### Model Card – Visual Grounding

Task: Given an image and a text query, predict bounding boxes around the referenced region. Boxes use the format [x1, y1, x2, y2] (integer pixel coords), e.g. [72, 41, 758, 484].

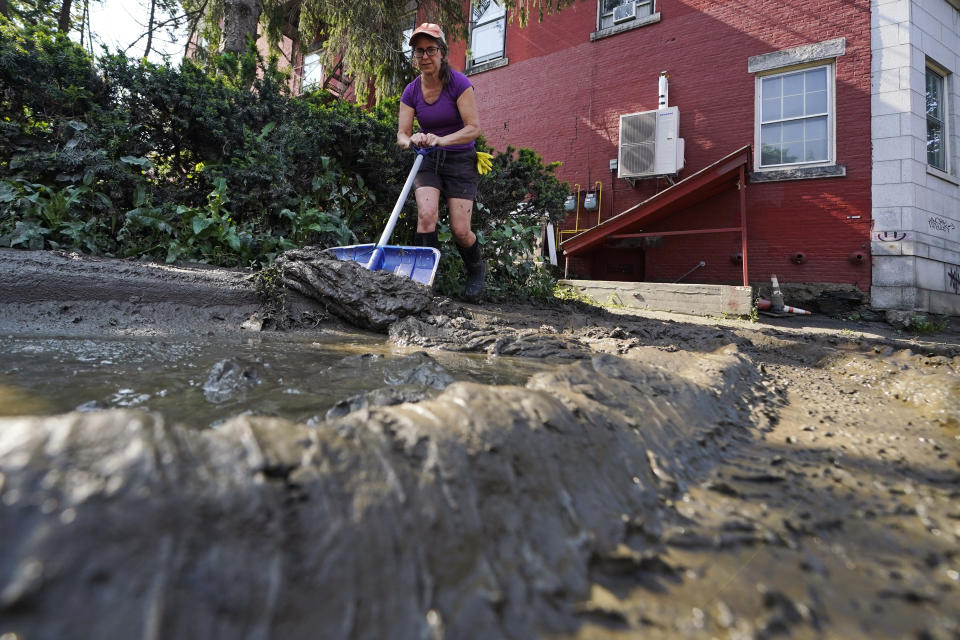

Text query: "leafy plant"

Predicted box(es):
[910, 315, 947, 335]
[1, 21, 569, 301]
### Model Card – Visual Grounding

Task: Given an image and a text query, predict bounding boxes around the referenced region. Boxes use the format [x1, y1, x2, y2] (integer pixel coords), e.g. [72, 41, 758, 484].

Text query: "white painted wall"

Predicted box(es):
[871, 0, 960, 314]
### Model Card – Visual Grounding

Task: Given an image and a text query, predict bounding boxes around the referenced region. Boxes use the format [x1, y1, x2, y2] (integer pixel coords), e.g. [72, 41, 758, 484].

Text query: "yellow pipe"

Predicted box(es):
[557, 184, 581, 251]
[573, 183, 581, 232]
[594, 181, 602, 226]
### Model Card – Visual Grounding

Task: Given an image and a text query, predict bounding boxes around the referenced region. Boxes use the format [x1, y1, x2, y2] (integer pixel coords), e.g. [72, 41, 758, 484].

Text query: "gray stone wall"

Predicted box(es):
[871, 0, 960, 314]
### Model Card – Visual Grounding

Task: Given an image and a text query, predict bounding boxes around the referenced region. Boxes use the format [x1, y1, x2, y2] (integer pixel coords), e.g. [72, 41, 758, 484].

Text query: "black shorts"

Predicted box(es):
[413, 149, 480, 201]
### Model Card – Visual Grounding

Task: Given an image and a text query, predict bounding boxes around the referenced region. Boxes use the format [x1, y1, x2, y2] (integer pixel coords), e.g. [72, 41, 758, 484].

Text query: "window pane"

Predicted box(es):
[805, 89, 827, 115]
[762, 98, 780, 122]
[762, 76, 781, 99]
[805, 138, 828, 162]
[761, 123, 781, 164]
[782, 121, 804, 144]
[926, 68, 943, 120]
[761, 122, 781, 146]
[471, 19, 504, 62]
[401, 14, 416, 56]
[475, 0, 506, 22]
[782, 72, 803, 96]
[302, 51, 323, 90]
[761, 146, 781, 165]
[602, 0, 630, 12]
[806, 67, 827, 92]
[806, 116, 827, 142]
[783, 142, 803, 164]
[927, 121, 945, 170]
[783, 94, 803, 118]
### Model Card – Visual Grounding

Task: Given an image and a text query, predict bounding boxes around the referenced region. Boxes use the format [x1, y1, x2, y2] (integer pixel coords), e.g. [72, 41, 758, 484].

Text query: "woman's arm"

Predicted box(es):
[434, 86, 481, 147]
[397, 102, 415, 149]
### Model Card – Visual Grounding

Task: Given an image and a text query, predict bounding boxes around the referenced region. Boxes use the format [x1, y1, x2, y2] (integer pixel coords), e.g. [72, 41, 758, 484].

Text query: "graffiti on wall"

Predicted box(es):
[949, 268, 960, 295]
[874, 231, 907, 242]
[929, 216, 957, 234]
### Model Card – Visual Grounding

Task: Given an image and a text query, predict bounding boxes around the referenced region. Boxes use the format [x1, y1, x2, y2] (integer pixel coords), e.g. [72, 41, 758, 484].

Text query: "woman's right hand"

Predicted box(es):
[410, 132, 441, 148]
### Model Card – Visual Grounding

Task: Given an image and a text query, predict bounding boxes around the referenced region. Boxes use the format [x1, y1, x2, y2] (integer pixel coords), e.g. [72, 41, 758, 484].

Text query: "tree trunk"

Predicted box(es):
[58, 0, 73, 32]
[0, 0, 8, 19]
[144, 0, 156, 58]
[221, 0, 262, 54]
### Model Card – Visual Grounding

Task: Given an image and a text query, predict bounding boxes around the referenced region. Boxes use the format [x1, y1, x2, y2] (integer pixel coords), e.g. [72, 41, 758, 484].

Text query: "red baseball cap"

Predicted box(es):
[409, 23, 446, 46]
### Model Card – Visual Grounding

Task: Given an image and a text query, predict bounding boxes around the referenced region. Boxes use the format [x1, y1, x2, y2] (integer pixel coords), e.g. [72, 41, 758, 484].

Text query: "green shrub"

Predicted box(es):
[0, 21, 569, 301]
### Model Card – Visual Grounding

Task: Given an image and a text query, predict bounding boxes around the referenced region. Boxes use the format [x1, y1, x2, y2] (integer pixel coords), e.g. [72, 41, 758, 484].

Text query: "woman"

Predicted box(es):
[397, 23, 485, 298]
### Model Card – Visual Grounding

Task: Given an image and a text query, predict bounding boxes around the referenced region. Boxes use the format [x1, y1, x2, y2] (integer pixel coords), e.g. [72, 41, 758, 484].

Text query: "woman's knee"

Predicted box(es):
[418, 208, 439, 226]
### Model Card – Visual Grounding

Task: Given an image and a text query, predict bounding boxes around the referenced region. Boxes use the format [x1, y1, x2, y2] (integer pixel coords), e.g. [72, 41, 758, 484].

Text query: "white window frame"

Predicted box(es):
[469, 0, 506, 67]
[925, 61, 950, 174]
[401, 12, 417, 59]
[754, 62, 836, 171]
[301, 48, 324, 92]
[597, 0, 654, 31]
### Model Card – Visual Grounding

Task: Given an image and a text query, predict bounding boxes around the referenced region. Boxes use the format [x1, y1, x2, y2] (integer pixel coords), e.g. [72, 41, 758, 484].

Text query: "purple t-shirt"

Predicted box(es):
[401, 70, 475, 151]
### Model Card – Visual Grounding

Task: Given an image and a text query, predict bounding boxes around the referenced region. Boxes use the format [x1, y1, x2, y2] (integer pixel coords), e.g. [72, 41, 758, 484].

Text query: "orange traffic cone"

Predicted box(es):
[756, 298, 811, 315]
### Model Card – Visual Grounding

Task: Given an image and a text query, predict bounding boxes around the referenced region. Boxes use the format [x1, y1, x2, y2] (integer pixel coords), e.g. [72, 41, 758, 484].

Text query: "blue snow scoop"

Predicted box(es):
[327, 146, 440, 286]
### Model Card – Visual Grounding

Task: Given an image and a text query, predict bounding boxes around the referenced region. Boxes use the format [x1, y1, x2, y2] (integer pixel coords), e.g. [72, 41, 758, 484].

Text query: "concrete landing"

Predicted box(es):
[559, 280, 754, 317]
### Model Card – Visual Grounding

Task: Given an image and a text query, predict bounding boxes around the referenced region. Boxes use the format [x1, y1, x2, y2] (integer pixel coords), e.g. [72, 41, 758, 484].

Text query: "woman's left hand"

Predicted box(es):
[411, 132, 442, 147]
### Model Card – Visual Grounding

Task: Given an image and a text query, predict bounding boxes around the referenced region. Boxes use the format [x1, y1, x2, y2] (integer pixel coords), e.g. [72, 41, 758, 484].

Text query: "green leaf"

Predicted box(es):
[258, 122, 276, 140]
[0, 183, 17, 204]
[192, 216, 214, 235]
[120, 156, 152, 167]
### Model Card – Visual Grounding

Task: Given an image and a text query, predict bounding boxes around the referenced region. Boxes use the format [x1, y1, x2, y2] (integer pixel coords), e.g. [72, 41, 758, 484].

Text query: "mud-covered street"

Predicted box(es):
[0, 248, 958, 639]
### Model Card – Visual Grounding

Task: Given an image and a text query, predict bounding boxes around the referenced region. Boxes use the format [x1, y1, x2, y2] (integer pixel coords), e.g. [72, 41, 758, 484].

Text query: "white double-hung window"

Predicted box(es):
[301, 48, 324, 92]
[469, 0, 506, 66]
[598, 0, 653, 31]
[401, 13, 416, 59]
[926, 63, 949, 173]
[757, 64, 833, 168]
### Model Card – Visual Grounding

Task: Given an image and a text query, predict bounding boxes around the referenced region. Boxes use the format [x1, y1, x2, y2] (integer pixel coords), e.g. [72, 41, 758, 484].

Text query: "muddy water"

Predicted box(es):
[0, 332, 552, 429]
[1, 247, 960, 639]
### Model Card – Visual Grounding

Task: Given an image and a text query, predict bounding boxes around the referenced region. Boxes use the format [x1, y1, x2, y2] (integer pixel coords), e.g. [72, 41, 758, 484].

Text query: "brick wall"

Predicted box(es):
[457, 0, 873, 289]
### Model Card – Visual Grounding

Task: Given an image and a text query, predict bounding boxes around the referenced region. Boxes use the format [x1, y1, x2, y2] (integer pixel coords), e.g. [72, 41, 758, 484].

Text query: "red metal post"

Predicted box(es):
[739, 164, 749, 287]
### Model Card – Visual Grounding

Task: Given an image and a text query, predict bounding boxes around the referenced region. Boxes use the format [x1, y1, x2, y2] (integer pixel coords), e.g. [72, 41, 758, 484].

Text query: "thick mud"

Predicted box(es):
[0, 249, 958, 639]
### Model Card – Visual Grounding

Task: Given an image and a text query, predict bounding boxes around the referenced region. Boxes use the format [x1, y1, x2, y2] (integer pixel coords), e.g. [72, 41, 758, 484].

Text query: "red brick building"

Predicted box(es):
[280, 1, 960, 313]
[444, 0, 873, 290]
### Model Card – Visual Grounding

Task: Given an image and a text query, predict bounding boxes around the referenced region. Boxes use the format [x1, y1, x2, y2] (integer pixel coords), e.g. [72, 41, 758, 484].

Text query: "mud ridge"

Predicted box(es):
[1, 249, 959, 639]
[1, 347, 762, 638]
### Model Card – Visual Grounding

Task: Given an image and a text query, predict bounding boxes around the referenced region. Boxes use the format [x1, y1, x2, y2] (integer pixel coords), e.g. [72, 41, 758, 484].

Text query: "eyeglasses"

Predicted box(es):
[412, 46, 440, 58]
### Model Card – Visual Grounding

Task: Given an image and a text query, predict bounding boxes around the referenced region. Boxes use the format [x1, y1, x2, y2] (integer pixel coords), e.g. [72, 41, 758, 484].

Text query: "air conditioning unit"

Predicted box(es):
[617, 106, 685, 179]
[612, 2, 636, 23]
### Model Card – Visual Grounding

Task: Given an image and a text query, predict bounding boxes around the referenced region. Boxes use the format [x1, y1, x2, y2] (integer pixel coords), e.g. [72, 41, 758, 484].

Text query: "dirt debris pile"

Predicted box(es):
[274, 247, 433, 331]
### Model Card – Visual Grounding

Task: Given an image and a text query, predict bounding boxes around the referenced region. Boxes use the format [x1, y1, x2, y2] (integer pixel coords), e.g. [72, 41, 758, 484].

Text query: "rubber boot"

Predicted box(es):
[413, 230, 440, 249]
[457, 240, 485, 300]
